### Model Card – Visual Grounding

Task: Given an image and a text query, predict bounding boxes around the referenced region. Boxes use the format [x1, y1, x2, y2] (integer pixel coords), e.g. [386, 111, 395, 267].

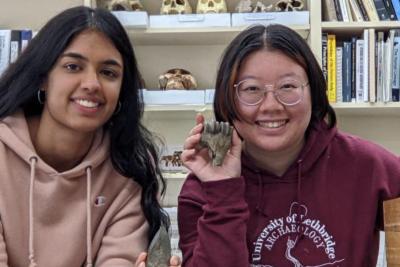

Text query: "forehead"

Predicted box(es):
[238, 49, 307, 81]
[62, 30, 122, 62]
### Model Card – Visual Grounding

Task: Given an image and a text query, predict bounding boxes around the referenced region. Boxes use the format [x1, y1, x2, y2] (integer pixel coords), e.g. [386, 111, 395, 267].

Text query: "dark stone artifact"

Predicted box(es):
[199, 120, 233, 166]
[146, 224, 171, 267]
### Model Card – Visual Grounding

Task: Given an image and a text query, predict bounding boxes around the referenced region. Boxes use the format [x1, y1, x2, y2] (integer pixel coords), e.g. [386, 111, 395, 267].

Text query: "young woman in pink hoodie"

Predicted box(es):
[179, 24, 400, 266]
[0, 6, 179, 267]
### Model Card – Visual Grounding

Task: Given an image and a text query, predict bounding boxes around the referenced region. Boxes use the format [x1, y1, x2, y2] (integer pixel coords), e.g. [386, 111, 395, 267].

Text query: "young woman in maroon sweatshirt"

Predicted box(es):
[179, 24, 400, 266]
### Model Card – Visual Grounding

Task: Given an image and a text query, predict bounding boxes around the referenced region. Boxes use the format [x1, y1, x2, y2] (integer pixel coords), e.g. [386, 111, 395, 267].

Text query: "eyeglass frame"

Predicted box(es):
[233, 78, 309, 106]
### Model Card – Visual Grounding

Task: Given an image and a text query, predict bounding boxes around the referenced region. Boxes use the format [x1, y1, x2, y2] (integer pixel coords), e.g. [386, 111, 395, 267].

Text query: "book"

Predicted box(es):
[349, 0, 365, 21]
[383, 0, 398, 19]
[343, 0, 354, 21]
[322, 33, 328, 81]
[363, 29, 369, 102]
[384, 30, 395, 102]
[20, 29, 32, 52]
[355, 38, 365, 102]
[390, 0, 400, 19]
[338, 0, 351, 21]
[322, 0, 338, 21]
[336, 45, 343, 102]
[364, 0, 381, 21]
[351, 37, 358, 102]
[10, 30, 21, 63]
[392, 30, 400, 101]
[327, 34, 337, 103]
[374, 0, 391, 20]
[356, 0, 371, 20]
[376, 31, 385, 102]
[342, 41, 353, 102]
[333, 0, 344, 20]
[368, 29, 376, 103]
[0, 29, 11, 77]
[159, 145, 187, 173]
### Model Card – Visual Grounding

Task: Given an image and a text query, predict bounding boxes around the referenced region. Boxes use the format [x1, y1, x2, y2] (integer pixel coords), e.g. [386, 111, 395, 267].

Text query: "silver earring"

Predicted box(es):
[114, 101, 121, 115]
[37, 89, 45, 104]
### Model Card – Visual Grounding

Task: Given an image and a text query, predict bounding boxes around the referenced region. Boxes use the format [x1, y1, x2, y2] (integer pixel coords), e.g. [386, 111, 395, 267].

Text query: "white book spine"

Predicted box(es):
[0, 30, 11, 76]
[339, 0, 350, 21]
[336, 46, 343, 102]
[363, 29, 369, 102]
[349, 0, 364, 21]
[355, 39, 364, 103]
[392, 36, 400, 97]
[377, 32, 384, 102]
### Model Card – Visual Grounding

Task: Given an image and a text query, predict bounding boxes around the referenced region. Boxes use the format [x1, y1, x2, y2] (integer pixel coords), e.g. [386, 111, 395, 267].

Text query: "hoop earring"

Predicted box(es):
[114, 101, 121, 115]
[37, 89, 45, 104]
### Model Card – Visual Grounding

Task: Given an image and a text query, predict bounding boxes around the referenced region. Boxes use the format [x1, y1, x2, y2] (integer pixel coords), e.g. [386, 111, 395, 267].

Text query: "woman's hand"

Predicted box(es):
[135, 252, 181, 267]
[180, 114, 242, 182]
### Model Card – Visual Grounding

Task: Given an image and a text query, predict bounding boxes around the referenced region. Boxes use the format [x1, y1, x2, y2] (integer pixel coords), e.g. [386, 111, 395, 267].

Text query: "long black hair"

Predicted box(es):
[0, 6, 168, 240]
[214, 24, 336, 130]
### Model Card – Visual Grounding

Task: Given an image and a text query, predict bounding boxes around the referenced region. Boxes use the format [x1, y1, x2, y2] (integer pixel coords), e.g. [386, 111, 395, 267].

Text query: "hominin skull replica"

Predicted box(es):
[158, 68, 197, 90]
[275, 0, 305, 11]
[160, 0, 193, 14]
[196, 0, 227, 14]
[99, 0, 144, 11]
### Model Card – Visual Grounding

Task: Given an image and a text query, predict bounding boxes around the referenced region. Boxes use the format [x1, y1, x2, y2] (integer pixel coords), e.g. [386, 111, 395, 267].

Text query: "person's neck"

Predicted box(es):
[244, 138, 305, 177]
[27, 116, 95, 172]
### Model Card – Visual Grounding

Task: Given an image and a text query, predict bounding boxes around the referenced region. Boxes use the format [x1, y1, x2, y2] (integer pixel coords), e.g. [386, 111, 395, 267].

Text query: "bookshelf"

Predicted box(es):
[2, 0, 400, 206]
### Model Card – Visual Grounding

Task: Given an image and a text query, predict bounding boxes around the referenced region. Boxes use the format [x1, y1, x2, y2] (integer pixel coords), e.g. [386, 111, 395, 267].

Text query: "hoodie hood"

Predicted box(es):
[0, 110, 109, 178]
[242, 121, 337, 184]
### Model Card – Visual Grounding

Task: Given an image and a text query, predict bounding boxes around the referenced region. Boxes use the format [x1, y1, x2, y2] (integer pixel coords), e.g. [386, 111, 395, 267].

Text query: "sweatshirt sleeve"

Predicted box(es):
[95, 185, 149, 266]
[178, 174, 250, 267]
[0, 218, 8, 266]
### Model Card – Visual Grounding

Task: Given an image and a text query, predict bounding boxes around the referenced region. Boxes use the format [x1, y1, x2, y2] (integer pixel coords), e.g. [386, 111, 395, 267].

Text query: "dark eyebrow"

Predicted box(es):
[60, 52, 122, 68]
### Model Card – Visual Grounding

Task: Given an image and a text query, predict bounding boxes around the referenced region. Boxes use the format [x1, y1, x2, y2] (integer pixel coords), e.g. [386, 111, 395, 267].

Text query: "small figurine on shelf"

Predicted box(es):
[275, 0, 305, 12]
[160, 0, 193, 15]
[98, 0, 145, 11]
[158, 68, 198, 90]
[196, 0, 227, 14]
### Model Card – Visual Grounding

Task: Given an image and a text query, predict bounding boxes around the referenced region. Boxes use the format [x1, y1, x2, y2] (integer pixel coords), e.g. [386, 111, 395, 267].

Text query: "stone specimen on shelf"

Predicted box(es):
[196, 0, 227, 14]
[199, 120, 233, 166]
[158, 68, 198, 90]
[235, 0, 253, 13]
[160, 0, 193, 14]
[275, 0, 305, 11]
[146, 225, 171, 267]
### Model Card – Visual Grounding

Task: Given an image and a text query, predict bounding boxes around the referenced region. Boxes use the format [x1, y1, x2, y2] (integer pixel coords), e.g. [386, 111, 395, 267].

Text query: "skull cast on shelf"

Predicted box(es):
[252, 1, 273, 12]
[160, 0, 193, 15]
[235, 0, 252, 13]
[99, 0, 144, 11]
[158, 68, 198, 90]
[275, 0, 305, 11]
[196, 0, 227, 14]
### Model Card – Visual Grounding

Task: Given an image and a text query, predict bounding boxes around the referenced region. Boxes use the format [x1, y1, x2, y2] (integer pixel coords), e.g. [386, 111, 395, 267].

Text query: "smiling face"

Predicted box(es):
[233, 49, 311, 157]
[40, 30, 123, 135]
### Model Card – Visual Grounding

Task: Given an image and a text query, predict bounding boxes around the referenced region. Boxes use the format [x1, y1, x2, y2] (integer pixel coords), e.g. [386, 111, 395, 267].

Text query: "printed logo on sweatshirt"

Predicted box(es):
[94, 196, 106, 207]
[251, 202, 345, 266]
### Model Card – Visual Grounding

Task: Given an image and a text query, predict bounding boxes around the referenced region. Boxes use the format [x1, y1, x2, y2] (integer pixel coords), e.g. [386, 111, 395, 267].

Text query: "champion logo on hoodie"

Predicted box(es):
[94, 196, 106, 207]
[251, 202, 345, 266]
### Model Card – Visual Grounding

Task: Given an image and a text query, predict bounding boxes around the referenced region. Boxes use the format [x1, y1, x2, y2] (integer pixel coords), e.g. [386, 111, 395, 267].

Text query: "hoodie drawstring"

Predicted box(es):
[86, 167, 93, 267]
[28, 157, 38, 267]
[296, 159, 304, 241]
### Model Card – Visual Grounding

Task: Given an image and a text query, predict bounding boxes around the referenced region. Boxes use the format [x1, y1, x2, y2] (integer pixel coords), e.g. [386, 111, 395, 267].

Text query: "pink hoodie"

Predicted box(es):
[0, 111, 149, 267]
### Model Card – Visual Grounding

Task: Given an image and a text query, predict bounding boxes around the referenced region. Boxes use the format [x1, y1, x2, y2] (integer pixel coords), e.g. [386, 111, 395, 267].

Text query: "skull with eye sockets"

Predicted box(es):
[160, 0, 193, 14]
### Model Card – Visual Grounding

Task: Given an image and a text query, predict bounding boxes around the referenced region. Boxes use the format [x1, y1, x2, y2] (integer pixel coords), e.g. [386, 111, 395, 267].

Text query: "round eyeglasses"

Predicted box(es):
[234, 78, 308, 106]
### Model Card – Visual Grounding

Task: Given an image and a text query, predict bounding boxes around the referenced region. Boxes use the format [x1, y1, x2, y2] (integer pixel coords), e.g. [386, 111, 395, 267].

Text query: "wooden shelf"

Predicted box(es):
[163, 172, 187, 180]
[144, 104, 212, 112]
[322, 21, 400, 33]
[127, 25, 310, 46]
[333, 102, 400, 116]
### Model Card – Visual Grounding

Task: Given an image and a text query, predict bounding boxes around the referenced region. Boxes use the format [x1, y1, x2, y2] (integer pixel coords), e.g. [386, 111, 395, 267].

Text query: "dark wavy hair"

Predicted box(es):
[0, 6, 168, 240]
[214, 24, 336, 130]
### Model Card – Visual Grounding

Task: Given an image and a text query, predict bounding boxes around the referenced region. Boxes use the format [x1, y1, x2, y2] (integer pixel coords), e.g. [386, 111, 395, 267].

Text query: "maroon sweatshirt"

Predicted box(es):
[178, 122, 400, 267]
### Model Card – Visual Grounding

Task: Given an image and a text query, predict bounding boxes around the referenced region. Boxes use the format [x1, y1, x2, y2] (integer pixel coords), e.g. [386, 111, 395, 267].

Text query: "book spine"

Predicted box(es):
[322, 33, 328, 81]
[363, 29, 369, 102]
[351, 37, 357, 102]
[333, 0, 344, 20]
[390, 0, 400, 19]
[342, 42, 352, 102]
[336, 46, 343, 102]
[376, 32, 384, 102]
[355, 39, 365, 102]
[368, 29, 376, 103]
[365, 0, 381, 21]
[10, 30, 21, 63]
[327, 34, 337, 103]
[339, 0, 351, 21]
[322, 0, 338, 21]
[356, 0, 371, 20]
[20, 29, 32, 52]
[383, 0, 397, 19]
[374, 0, 391, 20]
[349, 0, 365, 21]
[392, 33, 400, 101]
[0, 30, 11, 77]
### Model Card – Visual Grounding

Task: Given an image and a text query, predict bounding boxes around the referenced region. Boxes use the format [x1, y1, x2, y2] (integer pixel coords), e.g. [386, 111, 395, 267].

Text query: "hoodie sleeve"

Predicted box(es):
[0, 218, 8, 266]
[95, 185, 148, 266]
[178, 174, 250, 267]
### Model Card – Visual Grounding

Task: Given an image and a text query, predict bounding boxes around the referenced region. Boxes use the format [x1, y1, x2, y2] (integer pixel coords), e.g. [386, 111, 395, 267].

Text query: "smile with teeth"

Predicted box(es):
[74, 99, 100, 108]
[258, 120, 287, 129]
